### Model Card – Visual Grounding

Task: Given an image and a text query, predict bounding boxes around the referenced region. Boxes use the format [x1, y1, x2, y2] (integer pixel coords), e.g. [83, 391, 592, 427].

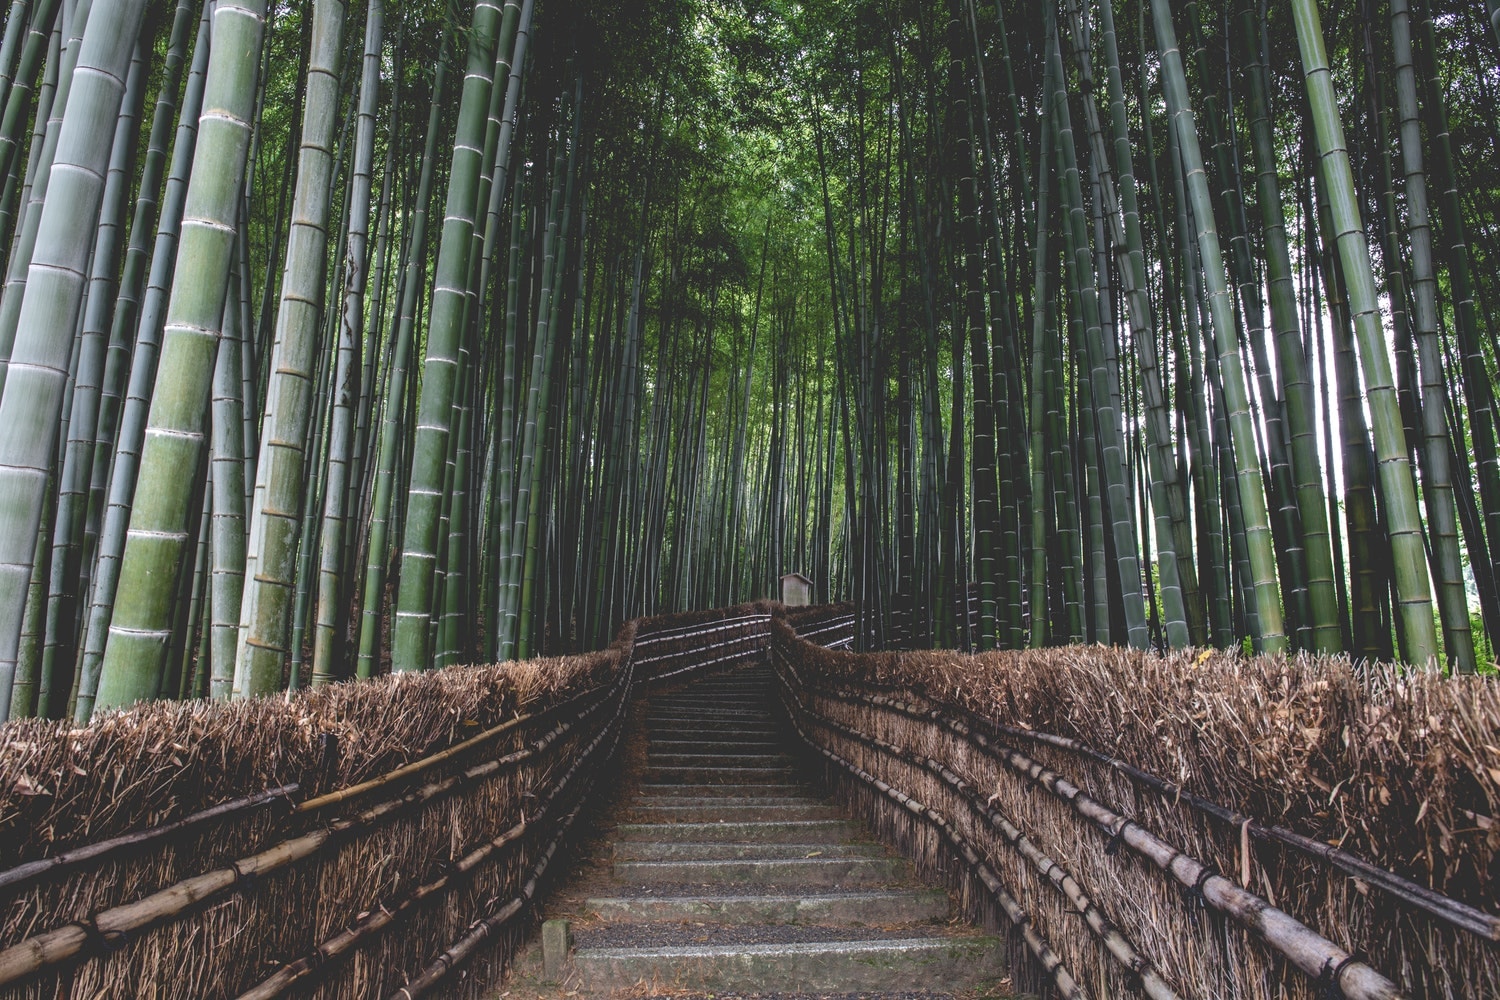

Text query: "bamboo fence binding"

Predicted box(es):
[773, 609, 1491, 999]
[775, 664, 1180, 1000]
[0, 603, 771, 999]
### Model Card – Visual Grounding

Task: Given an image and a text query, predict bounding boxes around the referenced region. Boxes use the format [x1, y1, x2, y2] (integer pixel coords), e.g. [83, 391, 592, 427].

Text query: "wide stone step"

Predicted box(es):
[628, 803, 841, 823]
[635, 796, 823, 810]
[647, 753, 792, 769]
[615, 820, 861, 843]
[585, 889, 949, 926]
[653, 694, 769, 705]
[636, 782, 813, 798]
[644, 766, 795, 784]
[647, 714, 777, 727]
[571, 933, 1005, 993]
[646, 728, 783, 743]
[658, 684, 770, 696]
[613, 842, 882, 862]
[648, 713, 779, 726]
[648, 740, 784, 755]
[613, 856, 906, 886]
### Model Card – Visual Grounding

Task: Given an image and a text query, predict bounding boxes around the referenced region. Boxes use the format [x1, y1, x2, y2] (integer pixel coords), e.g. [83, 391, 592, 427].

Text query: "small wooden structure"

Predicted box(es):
[780, 572, 814, 607]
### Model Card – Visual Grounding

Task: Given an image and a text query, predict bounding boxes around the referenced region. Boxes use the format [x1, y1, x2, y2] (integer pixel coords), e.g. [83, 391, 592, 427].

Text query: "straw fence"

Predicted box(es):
[0, 604, 771, 1000]
[774, 607, 1499, 1000]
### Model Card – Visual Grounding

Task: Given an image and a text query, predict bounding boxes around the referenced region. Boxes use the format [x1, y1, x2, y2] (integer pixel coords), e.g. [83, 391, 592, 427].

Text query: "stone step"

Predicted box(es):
[635, 796, 824, 810]
[615, 820, 861, 843]
[647, 713, 776, 726]
[651, 707, 780, 722]
[585, 889, 949, 926]
[571, 933, 1005, 993]
[643, 766, 796, 784]
[613, 842, 882, 862]
[613, 856, 906, 886]
[653, 693, 769, 704]
[627, 803, 841, 823]
[644, 725, 783, 740]
[647, 753, 792, 769]
[636, 782, 813, 798]
[648, 740, 784, 755]
[648, 722, 786, 740]
[659, 682, 770, 694]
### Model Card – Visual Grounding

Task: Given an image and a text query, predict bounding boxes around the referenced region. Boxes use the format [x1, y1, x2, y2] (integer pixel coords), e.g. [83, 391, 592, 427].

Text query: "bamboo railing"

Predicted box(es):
[0, 604, 773, 1000]
[773, 608, 1497, 1000]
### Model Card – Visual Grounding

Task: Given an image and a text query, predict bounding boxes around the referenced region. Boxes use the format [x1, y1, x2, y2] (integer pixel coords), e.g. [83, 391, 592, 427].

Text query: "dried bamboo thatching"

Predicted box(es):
[774, 610, 1499, 1000]
[0, 604, 770, 1000]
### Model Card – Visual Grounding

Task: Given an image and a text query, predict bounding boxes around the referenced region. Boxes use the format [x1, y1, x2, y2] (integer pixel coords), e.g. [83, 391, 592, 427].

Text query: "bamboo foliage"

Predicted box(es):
[0, 0, 1492, 720]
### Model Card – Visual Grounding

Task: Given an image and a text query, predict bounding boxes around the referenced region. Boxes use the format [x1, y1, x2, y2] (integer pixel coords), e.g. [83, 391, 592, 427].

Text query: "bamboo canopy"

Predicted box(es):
[0, 0, 1489, 719]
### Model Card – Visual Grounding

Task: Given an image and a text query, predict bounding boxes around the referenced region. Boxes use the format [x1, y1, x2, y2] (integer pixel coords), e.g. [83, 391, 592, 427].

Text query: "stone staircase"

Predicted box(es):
[513, 664, 1010, 998]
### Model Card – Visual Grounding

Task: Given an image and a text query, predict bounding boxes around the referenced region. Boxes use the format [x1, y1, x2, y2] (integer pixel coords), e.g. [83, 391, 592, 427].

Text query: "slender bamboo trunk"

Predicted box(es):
[1290, 0, 1437, 666]
[94, 0, 267, 714]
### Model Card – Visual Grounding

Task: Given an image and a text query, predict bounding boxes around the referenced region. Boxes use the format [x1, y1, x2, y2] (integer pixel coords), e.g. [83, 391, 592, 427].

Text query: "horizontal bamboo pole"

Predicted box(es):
[777, 689, 1089, 1000]
[0, 784, 298, 894]
[770, 641, 1407, 1000]
[783, 680, 1180, 1000]
[0, 712, 582, 988]
[648, 643, 769, 682]
[387, 656, 638, 999]
[979, 715, 1500, 940]
[634, 631, 768, 669]
[238, 659, 637, 999]
[844, 675, 1500, 938]
[296, 674, 612, 814]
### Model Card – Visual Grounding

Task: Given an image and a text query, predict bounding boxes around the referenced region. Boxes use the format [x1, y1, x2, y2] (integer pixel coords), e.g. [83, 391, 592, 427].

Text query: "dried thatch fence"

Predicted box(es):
[775, 604, 1500, 1000]
[0, 603, 772, 1000]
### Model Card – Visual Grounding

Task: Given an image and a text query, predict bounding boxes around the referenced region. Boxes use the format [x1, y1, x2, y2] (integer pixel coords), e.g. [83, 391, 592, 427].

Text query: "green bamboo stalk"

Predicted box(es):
[1388, 0, 1475, 672]
[235, 0, 345, 697]
[1289, 0, 1437, 666]
[93, 0, 268, 714]
[355, 16, 453, 680]
[0, 0, 32, 121]
[208, 235, 245, 700]
[0, 0, 91, 396]
[310, 0, 381, 688]
[1150, 0, 1285, 652]
[1046, 14, 1148, 649]
[73, 0, 210, 720]
[37, 36, 146, 717]
[1027, 59, 1054, 648]
[1065, 0, 1194, 648]
[517, 90, 580, 659]
[392, 0, 511, 671]
[0, 0, 147, 718]
[8, 478, 49, 717]
[0, 0, 57, 210]
[1239, 1, 1340, 653]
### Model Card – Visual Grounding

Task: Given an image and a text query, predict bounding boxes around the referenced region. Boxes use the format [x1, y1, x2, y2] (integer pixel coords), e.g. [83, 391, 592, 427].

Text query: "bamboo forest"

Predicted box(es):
[0, 0, 1496, 726]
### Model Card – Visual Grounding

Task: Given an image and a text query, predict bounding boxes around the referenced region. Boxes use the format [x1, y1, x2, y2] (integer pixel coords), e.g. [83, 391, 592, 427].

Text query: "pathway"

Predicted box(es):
[503, 664, 1010, 998]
